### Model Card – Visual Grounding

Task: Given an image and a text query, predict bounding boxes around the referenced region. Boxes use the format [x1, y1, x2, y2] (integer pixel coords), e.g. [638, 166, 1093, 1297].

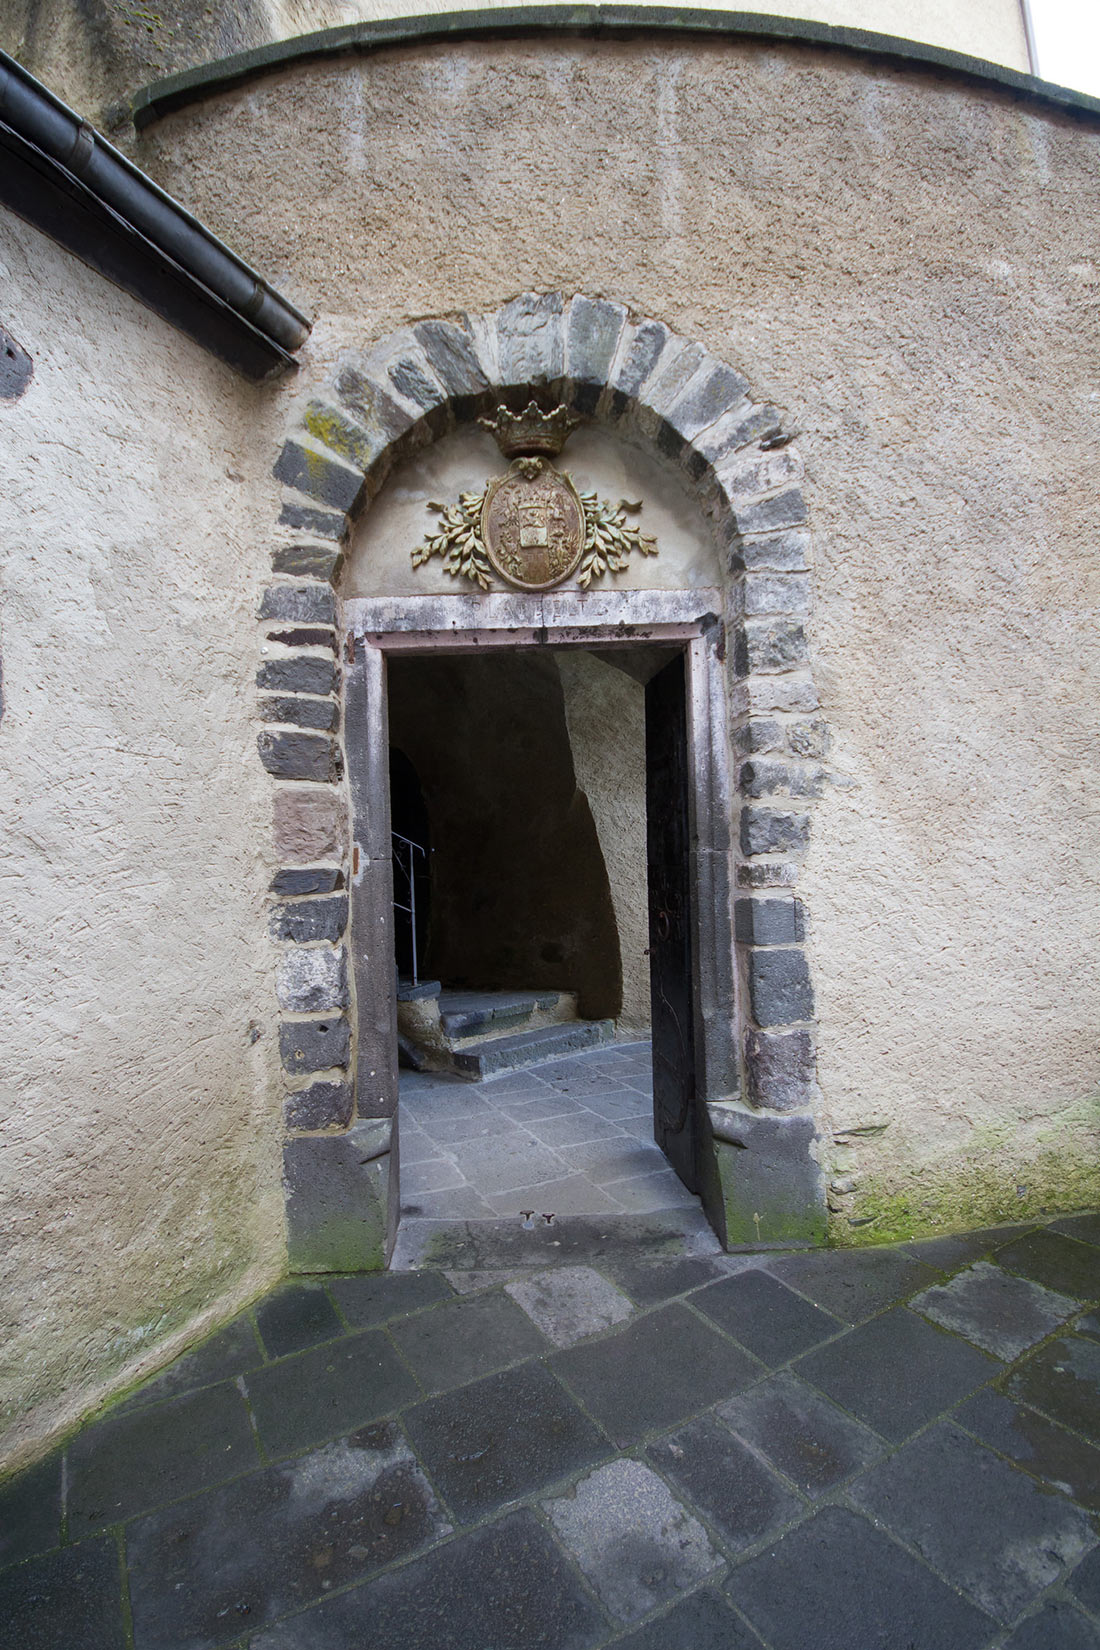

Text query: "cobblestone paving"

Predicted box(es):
[397, 1041, 700, 1221]
[4, 1210, 1100, 1647]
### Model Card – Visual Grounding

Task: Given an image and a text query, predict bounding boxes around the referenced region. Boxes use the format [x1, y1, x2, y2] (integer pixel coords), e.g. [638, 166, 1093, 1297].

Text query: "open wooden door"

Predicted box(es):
[645, 651, 697, 1191]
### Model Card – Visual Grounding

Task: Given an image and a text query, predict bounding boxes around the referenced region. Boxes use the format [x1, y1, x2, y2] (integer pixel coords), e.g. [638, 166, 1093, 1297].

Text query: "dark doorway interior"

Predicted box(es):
[389, 747, 431, 982]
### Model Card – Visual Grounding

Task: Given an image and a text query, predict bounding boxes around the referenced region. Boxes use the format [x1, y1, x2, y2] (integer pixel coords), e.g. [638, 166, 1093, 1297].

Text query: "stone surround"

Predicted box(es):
[260, 293, 828, 1265]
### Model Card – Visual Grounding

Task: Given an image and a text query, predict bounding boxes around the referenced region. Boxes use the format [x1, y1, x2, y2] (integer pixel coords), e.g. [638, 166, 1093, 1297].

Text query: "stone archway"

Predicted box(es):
[258, 294, 827, 1269]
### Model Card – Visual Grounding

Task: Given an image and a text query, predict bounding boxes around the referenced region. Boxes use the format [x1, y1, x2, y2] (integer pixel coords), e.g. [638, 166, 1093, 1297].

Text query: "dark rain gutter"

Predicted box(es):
[0, 49, 311, 381]
[130, 4, 1100, 131]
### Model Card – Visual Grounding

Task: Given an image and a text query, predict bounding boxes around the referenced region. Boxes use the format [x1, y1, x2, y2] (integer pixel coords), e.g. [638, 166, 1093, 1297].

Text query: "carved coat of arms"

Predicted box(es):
[412, 403, 658, 592]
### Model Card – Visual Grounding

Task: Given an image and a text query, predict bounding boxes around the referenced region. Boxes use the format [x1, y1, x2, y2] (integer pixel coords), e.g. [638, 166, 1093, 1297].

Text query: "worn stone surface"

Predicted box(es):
[270, 543, 342, 578]
[647, 1414, 804, 1552]
[284, 1080, 353, 1132]
[912, 1261, 1078, 1360]
[0, 1538, 125, 1650]
[243, 1329, 416, 1458]
[279, 1015, 349, 1073]
[283, 1121, 392, 1273]
[745, 1027, 816, 1110]
[955, 1387, 1100, 1511]
[740, 807, 811, 857]
[694, 1267, 840, 1365]
[505, 1264, 635, 1348]
[257, 729, 341, 783]
[717, 1369, 885, 1496]
[276, 946, 348, 1014]
[388, 1291, 548, 1392]
[273, 788, 344, 862]
[735, 897, 806, 945]
[746, 947, 814, 1025]
[1007, 1334, 1100, 1442]
[269, 894, 348, 945]
[258, 583, 337, 626]
[270, 865, 344, 897]
[543, 1458, 722, 1622]
[257, 656, 337, 696]
[849, 1420, 1096, 1620]
[711, 1106, 827, 1247]
[259, 693, 338, 731]
[254, 1284, 343, 1358]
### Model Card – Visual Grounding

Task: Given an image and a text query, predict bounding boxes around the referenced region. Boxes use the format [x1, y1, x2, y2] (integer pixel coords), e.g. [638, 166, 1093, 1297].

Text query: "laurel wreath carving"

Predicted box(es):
[412, 487, 657, 590]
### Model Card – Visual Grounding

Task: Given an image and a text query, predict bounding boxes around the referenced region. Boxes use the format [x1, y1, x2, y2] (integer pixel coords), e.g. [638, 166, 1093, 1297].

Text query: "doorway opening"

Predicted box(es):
[383, 641, 704, 1236]
[344, 590, 737, 1257]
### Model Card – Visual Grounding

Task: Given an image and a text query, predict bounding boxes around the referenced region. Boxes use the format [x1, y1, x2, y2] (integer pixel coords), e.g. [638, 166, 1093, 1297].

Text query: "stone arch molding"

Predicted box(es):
[259, 292, 829, 1269]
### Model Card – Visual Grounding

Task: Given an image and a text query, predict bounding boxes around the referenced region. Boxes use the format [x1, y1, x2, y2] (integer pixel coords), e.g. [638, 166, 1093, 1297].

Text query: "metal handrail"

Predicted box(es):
[392, 831, 426, 986]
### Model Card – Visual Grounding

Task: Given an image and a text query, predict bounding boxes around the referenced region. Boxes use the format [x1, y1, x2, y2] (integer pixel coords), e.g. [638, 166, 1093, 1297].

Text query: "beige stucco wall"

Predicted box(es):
[134, 33, 1100, 1239]
[0, 210, 291, 1469]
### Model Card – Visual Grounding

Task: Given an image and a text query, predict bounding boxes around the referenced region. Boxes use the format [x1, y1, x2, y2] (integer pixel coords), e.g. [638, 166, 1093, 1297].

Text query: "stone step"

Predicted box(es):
[438, 989, 565, 1040]
[451, 1017, 614, 1080]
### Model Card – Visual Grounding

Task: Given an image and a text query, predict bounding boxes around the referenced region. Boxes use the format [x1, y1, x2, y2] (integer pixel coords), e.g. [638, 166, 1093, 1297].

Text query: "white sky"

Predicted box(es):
[1031, 0, 1100, 95]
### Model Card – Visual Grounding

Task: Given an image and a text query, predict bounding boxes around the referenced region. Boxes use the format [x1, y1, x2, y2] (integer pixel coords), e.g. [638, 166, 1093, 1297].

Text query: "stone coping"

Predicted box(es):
[131, 5, 1100, 130]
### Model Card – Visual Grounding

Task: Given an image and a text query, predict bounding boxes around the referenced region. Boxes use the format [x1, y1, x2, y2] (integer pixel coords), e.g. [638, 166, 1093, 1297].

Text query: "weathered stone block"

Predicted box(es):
[738, 861, 799, 888]
[259, 696, 338, 732]
[733, 719, 782, 755]
[644, 338, 706, 414]
[739, 760, 823, 800]
[666, 361, 750, 441]
[271, 544, 342, 580]
[278, 503, 346, 541]
[747, 948, 815, 1026]
[274, 439, 364, 513]
[413, 318, 491, 400]
[740, 807, 810, 855]
[736, 490, 808, 537]
[716, 445, 801, 500]
[735, 619, 809, 676]
[564, 296, 627, 409]
[496, 291, 564, 385]
[728, 528, 811, 574]
[284, 1080, 354, 1133]
[316, 385, 411, 470]
[273, 789, 343, 863]
[265, 625, 337, 652]
[743, 572, 812, 617]
[279, 1015, 350, 1073]
[258, 585, 336, 626]
[787, 720, 830, 759]
[612, 319, 670, 399]
[695, 402, 783, 463]
[745, 674, 821, 715]
[256, 655, 336, 695]
[745, 1029, 817, 1112]
[270, 866, 345, 898]
[257, 730, 341, 783]
[269, 894, 348, 944]
[284, 1119, 391, 1272]
[708, 1104, 826, 1248]
[735, 898, 806, 946]
[277, 945, 349, 1012]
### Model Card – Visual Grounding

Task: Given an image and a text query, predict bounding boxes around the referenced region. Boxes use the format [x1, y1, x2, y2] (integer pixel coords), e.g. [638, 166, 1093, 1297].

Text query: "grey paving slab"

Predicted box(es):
[1068, 1544, 1100, 1615]
[542, 1457, 722, 1622]
[444, 1131, 570, 1195]
[390, 1209, 722, 1271]
[601, 1254, 729, 1306]
[551, 1303, 763, 1446]
[612, 1588, 766, 1650]
[242, 1331, 420, 1459]
[487, 1172, 626, 1216]
[1079, 1311, 1100, 1342]
[393, 1117, 439, 1166]
[1052, 1214, 1100, 1248]
[995, 1230, 1100, 1301]
[387, 1291, 548, 1392]
[693, 1268, 842, 1366]
[603, 1169, 700, 1213]
[911, 1260, 1079, 1360]
[400, 1362, 609, 1522]
[255, 1285, 344, 1359]
[399, 1186, 498, 1219]
[113, 1316, 264, 1413]
[528, 1110, 631, 1147]
[728, 1505, 995, 1650]
[902, 1230, 1018, 1271]
[505, 1264, 635, 1347]
[250, 1508, 606, 1650]
[126, 1421, 450, 1650]
[557, 1137, 667, 1182]
[406, 1110, 522, 1145]
[574, 1090, 657, 1123]
[0, 1535, 125, 1650]
[794, 1307, 998, 1441]
[490, 1092, 587, 1121]
[648, 1412, 805, 1552]
[955, 1387, 1100, 1511]
[67, 1382, 258, 1535]
[400, 1156, 469, 1194]
[767, 1246, 942, 1322]
[1007, 1334, 1100, 1442]
[0, 1449, 61, 1569]
[1000, 1600, 1100, 1650]
[326, 1269, 454, 1327]
[716, 1370, 886, 1496]
[850, 1420, 1096, 1619]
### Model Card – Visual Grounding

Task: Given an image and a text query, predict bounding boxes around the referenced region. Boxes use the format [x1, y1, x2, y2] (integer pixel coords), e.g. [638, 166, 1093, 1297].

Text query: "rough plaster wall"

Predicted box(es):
[557, 653, 651, 1035]
[137, 37, 1100, 1234]
[0, 0, 1029, 133]
[0, 211, 291, 1469]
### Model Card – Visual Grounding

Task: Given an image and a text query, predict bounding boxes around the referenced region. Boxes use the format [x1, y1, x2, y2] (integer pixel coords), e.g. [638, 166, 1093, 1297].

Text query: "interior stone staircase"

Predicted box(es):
[396, 983, 614, 1080]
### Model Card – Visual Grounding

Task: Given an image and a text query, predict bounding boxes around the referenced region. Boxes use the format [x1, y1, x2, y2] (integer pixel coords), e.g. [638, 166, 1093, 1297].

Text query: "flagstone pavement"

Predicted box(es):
[4, 1191, 1100, 1645]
